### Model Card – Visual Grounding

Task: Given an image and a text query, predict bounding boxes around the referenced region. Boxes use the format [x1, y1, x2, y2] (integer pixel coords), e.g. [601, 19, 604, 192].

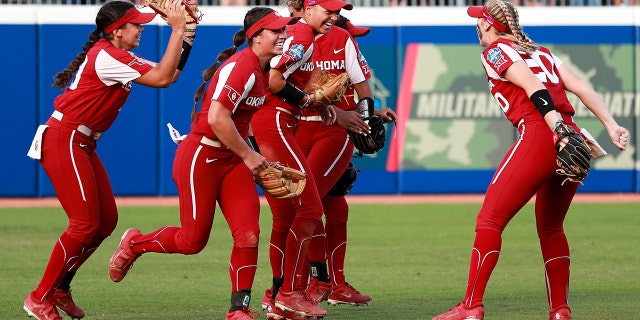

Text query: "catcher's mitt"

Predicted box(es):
[146, 0, 202, 24]
[328, 162, 359, 196]
[553, 122, 591, 184]
[304, 69, 349, 106]
[255, 162, 306, 199]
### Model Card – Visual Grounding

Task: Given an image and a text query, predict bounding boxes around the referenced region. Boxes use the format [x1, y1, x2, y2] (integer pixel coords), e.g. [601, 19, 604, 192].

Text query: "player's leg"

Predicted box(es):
[252, 109, 325, 317]
[53, 152, 118, 319]
[26, 128, 103, 319]
[303, 124, 353, 303]
[434, 122, 558, 319]
[323, 195, 372, 306]
[535, 178, 578, 319]
[109, 137, 222, 282]
[219, 157, 262, 317]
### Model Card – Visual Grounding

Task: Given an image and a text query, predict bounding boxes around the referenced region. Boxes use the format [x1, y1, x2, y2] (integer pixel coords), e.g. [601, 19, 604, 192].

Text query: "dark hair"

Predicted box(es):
[334, 14, 348, 30]
[191, 7, 275, 121]
[52, 1, 134, 89]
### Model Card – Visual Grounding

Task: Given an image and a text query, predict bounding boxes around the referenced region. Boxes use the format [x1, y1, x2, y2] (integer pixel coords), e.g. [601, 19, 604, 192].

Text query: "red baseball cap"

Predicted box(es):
[467, 5, 509, 33]
[344, 20, 370, 37]
[104, 6, 157, 34]
[304, 0, 353, 11]
[335, 15, 370, 37]
[246, 11, 298, 39]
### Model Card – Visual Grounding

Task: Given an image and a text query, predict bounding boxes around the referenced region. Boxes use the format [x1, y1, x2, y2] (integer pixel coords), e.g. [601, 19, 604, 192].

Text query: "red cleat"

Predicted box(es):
[109, 228, 142, 282]
[262, 288, 308, 320]
[275, 290, 326, 317]
[432, 303, 484, 320]
[24, 293, 62, 320]
[225, 308, 260, 319]
[305, 278, 332, 305]
[48, 289, 85, 319]
[549, 306, 571, 320]
[327, 282, 371, 306]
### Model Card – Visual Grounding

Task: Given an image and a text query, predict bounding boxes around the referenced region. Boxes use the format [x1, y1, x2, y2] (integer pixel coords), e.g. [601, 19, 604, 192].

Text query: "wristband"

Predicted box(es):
[356, 97, 375, 119]
[275, 82, 305, 106]
[177, 40, 192, 71]
[530, 89, 556, 117]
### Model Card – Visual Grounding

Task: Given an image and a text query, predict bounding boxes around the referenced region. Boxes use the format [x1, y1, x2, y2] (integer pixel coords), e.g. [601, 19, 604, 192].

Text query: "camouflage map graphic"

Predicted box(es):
[401, 44, 636, 170]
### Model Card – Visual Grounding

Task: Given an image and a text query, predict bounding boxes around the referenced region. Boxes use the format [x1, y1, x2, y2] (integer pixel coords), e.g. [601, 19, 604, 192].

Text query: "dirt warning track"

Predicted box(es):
[1, 193, 639, 208]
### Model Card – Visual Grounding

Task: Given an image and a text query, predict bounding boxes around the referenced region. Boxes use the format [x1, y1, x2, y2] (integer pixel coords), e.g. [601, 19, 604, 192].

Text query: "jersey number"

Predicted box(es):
[492, 51, 559, 114]
[525, 51, 559, 84]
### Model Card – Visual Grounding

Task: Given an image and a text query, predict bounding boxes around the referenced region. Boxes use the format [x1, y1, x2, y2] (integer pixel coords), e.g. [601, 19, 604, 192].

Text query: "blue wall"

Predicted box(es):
[2, 6, 637, 197]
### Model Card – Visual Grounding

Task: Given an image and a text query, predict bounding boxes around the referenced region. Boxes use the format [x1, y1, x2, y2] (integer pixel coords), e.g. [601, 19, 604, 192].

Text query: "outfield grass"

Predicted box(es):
[1, 202, 638, 319]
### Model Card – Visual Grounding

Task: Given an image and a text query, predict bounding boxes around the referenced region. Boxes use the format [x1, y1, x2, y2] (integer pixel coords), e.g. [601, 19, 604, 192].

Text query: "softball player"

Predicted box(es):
[23, 2, 192, 319]
[108, 8, 295, 320]
[249, 0, 352, 318]
[433, 1, 628, 319]
[291, 11, 397, 306]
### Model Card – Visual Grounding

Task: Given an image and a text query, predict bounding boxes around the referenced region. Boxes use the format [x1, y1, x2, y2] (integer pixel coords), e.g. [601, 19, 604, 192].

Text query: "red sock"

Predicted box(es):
[307, 223, 327, 262]
[69, 234, 107, 273]
[33, 232, 85, 300]
[269, 229, 288, 279]
[540, 233, 570, 309]
[131, 226, 180, 255]
[282, 217, 317, 292]
[230, 246, 258, 292]
[463, 229, 502, 307]
[324, 196, 348, 285]
[326, 221, 347, 285]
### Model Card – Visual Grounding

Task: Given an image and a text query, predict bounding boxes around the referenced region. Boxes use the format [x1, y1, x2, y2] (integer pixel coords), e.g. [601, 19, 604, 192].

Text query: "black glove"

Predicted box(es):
[349, 98, 386, 155]
[553, 121, 591, 184]
[328, 162, 359, 196]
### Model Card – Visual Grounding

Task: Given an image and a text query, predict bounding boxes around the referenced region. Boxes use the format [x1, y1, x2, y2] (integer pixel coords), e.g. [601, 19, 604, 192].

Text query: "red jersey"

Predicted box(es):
[312, 26, 370, 112]
[190, 47, 269, 141]
[264, 20, 316, 115]
[53, 39, 155, 132]
[481, 38, 574, 127]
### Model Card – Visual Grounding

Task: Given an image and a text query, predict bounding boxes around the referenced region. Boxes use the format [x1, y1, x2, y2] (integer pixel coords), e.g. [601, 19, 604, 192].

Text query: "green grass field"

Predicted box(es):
[1, 202, 639, 319]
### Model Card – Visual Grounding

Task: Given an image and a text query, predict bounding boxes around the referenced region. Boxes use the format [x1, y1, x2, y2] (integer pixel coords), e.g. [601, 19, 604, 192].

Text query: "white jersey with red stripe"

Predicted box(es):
[53, 39, 155, 132]
[191, 47, 269, 142]
[311, 26, 370, 112]
[481, 38, 575, 127]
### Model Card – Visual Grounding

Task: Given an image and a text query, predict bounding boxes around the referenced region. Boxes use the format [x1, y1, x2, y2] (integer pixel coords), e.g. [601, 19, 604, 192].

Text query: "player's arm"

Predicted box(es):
[135, 0, 186, 88]
[208, 101, 267, 174]
[269, 68, 315, 107]
[557, 63, 628, 150]
[503, 60, 561, 129]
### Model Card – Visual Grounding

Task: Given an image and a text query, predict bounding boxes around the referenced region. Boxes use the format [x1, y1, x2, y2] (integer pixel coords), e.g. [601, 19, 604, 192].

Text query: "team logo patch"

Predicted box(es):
[486, 48, 502, 64]
[225, 85, 241, 106]
[288, 44, 305, 61]
[358, 52, 368, 65]
[493, 55, 507, 70]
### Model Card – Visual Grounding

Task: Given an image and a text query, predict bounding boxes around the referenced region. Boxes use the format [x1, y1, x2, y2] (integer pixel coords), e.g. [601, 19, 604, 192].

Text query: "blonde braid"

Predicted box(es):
[285, 0, 303, 12]
[486, 0, 538, 55]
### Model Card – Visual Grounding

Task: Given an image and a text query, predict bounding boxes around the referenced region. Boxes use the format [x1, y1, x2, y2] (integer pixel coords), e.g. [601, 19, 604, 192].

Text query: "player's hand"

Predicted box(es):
[608, 125, 629, 151]
[166, 0, 186, 31]
[374, 108, 397, 124]
[242, 150, 269, 175]
[310, 104, 337, 126]
[334, 108, 370, 135]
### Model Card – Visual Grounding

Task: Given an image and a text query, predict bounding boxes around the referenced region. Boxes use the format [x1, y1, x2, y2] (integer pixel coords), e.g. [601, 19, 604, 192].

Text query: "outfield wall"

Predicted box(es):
[1, 6, 637, 197]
